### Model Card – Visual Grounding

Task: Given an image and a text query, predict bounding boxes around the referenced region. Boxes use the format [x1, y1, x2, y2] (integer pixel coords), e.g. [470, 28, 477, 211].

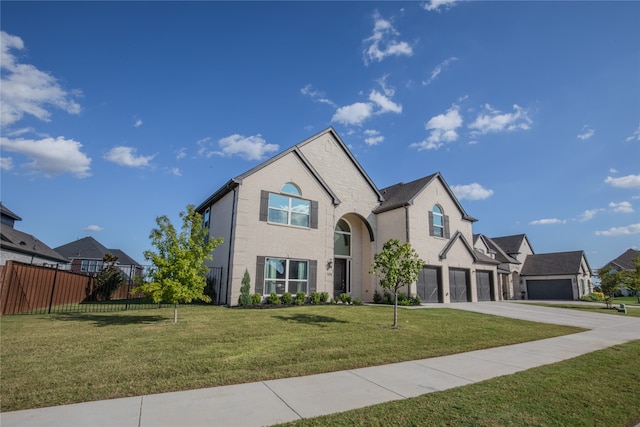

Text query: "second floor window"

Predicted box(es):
[268, 193, 310, 227]
[432, 205, 444, 237]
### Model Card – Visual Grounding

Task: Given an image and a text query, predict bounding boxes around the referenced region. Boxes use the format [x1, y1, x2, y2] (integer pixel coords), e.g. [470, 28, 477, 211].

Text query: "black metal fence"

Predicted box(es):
[0, 261, 223, 315]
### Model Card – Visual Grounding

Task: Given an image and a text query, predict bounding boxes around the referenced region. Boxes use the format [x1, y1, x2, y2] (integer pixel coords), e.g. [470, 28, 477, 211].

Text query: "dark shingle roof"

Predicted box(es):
[521, 251, 588, 276]
[0, 226, 69, 263]
[0, 203, 22, 222]
[605, 248, 639, 271]
[54, 237, 140, 266]
[374, 172, 477, 222]
[490, 234, 531, 255]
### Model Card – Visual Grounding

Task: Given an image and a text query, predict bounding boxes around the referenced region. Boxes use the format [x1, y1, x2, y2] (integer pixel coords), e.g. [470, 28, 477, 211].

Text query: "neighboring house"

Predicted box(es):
[602, 248, 639, 296]
[196, 128, 500, 306]
[519, 251, 592, 300]
[54, 236, 142, 279]
[0, 203, 68, 266]
[474, 234, 535, 300]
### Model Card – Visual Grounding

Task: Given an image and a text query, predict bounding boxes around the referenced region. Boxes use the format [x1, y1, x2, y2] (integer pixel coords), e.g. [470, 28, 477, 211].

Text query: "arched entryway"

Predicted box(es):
[333, 219, 351, 297]
[333, 214, 375, 300]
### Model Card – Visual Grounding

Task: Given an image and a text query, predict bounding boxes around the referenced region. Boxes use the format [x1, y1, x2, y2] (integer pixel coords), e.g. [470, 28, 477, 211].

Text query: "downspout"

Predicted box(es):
[226, 187, 238, 306]
[404, 205, 410, 243]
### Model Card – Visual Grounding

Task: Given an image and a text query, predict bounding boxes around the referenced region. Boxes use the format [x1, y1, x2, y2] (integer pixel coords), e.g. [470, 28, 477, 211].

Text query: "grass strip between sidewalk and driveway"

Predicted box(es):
[1, 305, 584, 412]
[279, 340, 640, 427]
[528, 303, 640, 318]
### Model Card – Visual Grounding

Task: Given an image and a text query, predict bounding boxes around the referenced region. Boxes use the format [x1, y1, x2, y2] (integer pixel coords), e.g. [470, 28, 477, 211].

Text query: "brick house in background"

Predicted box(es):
[54, 236, 142, 279]
[602, 248, 640, 296]
[0, 203, 68, 266]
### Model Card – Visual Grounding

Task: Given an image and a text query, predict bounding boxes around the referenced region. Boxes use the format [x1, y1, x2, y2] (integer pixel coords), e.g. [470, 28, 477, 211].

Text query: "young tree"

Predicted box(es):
[597, 266, 620, 309]
[619, 254, 640, 303]
[133, 204, 222, 323]
[370, 239, 424, 328]
[94, 253, 125, 301]
[238, 269, 252, 306]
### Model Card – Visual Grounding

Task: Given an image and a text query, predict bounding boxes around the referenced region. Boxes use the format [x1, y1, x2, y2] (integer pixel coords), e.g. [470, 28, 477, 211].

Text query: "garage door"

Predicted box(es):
[417, 267, 440, 303]
[475, 271, 492, 301]
[449, 269, 469, 302]
[526, 279, 573, 300]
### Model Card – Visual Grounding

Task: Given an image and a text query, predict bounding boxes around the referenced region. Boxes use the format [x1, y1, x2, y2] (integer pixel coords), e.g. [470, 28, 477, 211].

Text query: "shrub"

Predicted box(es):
[238, 270, 252, 306]
[295, 292, 306, 305]
[268, 292, 281, 305]
[251, 293, 262, 305]
[382, 291, 393, 305]
[310, 292, 321, 304]
[281, 292, 292, 305]
[410, 294, 421, 305]
[320, 292, 329, 303]
[373, 290, 383, 304]
[339, 293, 352, 304]
[353, 297, 363, 306]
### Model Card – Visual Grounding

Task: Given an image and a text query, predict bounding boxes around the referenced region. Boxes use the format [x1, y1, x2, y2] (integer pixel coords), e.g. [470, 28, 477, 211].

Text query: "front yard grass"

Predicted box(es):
[280, 340, 640, 427]
[1, 305, 583, 412]
[530, 302, 640, 318]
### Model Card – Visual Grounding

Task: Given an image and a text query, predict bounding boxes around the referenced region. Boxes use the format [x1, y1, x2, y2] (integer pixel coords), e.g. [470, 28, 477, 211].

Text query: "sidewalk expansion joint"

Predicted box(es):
[262, 381, 303, 420]
[347, 370, 408, 399]
[138, 396, 144, 427]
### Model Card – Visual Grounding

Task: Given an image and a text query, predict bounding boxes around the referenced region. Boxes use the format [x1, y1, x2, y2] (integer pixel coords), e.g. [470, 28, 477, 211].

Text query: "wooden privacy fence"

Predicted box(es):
[0, 261, 224, 315]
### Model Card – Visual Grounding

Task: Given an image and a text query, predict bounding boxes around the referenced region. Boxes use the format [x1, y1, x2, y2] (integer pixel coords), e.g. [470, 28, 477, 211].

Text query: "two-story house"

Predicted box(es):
[196, 128, 500, 305]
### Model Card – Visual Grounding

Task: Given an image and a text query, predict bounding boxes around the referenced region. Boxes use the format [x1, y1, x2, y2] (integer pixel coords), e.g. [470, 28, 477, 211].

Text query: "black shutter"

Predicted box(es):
[255, 256, 265, 295]
[259, 191, 269, 222]
[428, 211, 434, 237]
[444, 215, 450, 239]
[308, 260, 317, 293]
[310, 200, 319, 229]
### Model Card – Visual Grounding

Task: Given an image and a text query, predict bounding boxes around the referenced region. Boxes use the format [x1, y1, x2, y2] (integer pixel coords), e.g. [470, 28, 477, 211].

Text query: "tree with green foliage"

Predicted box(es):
[596, 266, 621, 309]
[238, 270, 252, 306]
[94, 253, 125, 301]
[370, 239, 424, 328]
[133, 204, 222, 322]
[619, 254, 640, 303]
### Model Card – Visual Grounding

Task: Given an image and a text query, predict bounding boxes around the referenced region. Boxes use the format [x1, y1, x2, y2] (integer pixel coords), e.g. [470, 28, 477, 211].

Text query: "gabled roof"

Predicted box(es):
[440, 231, 500, 265]
[0, 203, 22, 222]
[604, 248, 639, 271]
[374, 172, 477, 222]
[0, 226, 69, 263]
[196, 128, 382, 212]
[521, 251, 590, 276]
[490, 234, 534, 256]
[54, 237, 140, 266]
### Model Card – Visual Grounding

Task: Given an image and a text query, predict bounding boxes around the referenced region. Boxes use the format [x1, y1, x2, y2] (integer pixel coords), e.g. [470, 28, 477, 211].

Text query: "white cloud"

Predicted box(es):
[577, 125, 595, 140]
[196, 137, 213, 157]
[300, 84, 336, 107]
[104, 146, 154, 167]
[421, 0, 459, 12]
[83, 225, 103, 232]
[451, 183, 494, 200]
[626, 125, 640, 142]
[577, 208, 603, 222]
[410, 105, 463, 151]
[0, 136, 91, 178]
[363, 11, 413, 65]
[0, 156, 13, 171]
[170, 167, 182, 177]
[332, 102, 374, 126]
[369, 90, 402, 114]
[423, 57, 458, 85]
[529, 218, 566, 225]
[605, 175, 640, 189]
[363, 129, 384, 146]
[0, 31, 81, 126]
[214, 134, 279, 161]
[609, 168, 618, 174]
[595, 223, 640, 237]
[609, 201, 634, 214]
[176, 148, 186, 160]
[134, 118, 143, 128]
[468, 104, 532, 136]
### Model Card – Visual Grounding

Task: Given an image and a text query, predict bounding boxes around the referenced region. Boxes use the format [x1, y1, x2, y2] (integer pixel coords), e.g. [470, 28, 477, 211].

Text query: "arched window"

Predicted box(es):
[334, 219, 351, 257]
[281, 182, 301, 196]
[432, 205, 444, 237]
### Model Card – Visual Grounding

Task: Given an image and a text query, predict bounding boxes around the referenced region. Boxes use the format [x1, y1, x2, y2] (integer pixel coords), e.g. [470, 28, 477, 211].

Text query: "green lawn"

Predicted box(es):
[613, 296, 640, 306]
[279, 341, 640, 427]
[0, 305, 582, 412]
[529, 302, 640, 318]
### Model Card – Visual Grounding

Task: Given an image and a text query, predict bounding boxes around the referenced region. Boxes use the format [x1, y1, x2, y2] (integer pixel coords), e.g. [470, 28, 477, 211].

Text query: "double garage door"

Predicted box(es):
[417, 268, 494, 303]
[526, 279, 573, 300]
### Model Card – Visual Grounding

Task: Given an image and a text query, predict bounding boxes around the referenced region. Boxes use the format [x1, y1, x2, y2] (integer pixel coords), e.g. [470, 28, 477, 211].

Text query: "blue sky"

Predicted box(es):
[1, 1, 638, 270]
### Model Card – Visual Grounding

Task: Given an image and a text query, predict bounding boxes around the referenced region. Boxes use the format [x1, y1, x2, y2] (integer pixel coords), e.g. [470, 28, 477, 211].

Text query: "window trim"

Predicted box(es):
[260, 190, 318, 229]
[256, 256, 317, 296]
[429, 205, 450, 239]
[264, 257, 309, 295]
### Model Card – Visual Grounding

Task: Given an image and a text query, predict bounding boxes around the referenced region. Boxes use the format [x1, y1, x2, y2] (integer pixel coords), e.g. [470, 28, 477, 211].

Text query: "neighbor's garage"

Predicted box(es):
[526, 279, 573, 300]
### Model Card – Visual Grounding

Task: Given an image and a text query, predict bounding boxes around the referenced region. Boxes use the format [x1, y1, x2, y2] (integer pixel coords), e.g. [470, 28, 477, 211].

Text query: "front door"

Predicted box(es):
[333, 258, 349, 297]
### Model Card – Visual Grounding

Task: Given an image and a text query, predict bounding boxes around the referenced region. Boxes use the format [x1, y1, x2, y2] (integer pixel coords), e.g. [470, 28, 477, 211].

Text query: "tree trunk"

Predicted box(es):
[174, 304, 178, 323]
[393, 290, 398, 328]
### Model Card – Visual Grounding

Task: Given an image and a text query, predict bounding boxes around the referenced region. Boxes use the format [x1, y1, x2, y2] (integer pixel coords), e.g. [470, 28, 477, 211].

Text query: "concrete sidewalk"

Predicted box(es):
[3, 302, 639, 427]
